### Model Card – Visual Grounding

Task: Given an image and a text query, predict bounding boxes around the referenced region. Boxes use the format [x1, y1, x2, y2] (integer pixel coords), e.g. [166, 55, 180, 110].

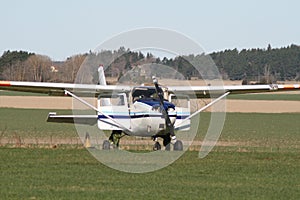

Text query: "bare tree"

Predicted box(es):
[2, 61, 26, 81]
[62, 55, 86, 83]
[24, 55, 52, 82]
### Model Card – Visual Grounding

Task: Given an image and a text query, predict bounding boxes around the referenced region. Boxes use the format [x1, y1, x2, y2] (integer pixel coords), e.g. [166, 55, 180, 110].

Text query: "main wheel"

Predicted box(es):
[174, 140, 183, 151]
[153, 142, 161, 151]
[102, 140, 110, 150]
[165, 143, 171, 151]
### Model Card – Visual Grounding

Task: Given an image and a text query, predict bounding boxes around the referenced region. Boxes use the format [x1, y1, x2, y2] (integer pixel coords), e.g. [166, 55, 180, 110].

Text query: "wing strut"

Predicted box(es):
[64, 90, 132, 134]
[175, 92, 230, 129]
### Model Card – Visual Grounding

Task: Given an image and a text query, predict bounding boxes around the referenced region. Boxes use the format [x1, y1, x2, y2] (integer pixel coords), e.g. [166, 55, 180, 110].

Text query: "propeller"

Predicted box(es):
[152, 76, 176, 143]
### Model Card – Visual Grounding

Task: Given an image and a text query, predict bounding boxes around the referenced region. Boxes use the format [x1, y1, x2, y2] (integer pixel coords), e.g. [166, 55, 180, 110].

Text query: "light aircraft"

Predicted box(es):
[1, 66, 300, 150]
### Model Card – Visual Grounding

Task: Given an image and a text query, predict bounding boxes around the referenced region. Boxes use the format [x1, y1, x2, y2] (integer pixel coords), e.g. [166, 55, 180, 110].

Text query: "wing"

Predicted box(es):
[0, 81, 131, 96]
[168, 84, 300, 98]
[0, 81, 133, 130]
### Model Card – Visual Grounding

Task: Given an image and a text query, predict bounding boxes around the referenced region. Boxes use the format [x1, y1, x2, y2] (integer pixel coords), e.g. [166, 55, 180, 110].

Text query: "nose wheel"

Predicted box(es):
[153, 141, 161, 150]
[152, 135, 183, 151]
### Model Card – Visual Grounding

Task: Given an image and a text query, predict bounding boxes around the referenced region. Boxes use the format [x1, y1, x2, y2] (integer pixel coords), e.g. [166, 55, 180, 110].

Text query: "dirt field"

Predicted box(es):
[1, 95, 300, 113]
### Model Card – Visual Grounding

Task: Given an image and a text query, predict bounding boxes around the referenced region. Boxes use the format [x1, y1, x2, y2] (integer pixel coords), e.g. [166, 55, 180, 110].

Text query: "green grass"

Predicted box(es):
[0, 108, 77, 138]
[1, 108, 300, 199]
[0, 90, 47, 96]
[1, 108, 300, 150]
[0, 148, 299, 199]
[227, 93, 300, 101]
[196, 112, 300, 150]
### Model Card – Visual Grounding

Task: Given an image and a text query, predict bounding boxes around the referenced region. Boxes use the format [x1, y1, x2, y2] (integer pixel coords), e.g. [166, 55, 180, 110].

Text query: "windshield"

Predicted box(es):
[132, 87, 161, 102]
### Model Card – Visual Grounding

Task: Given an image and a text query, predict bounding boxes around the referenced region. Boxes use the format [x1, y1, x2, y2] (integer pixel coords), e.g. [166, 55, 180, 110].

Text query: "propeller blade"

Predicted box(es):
[152, 77, 176, 139]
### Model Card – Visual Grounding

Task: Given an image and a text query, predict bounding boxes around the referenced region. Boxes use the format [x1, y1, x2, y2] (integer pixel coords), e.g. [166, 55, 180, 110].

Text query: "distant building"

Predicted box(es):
[50, 66, 58, 73]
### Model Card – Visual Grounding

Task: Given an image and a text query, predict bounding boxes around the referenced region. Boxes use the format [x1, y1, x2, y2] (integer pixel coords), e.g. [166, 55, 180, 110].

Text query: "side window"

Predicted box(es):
[117, 95, 125, 106]
[98, 94, 127, 106]
[169, 94, 190, 108]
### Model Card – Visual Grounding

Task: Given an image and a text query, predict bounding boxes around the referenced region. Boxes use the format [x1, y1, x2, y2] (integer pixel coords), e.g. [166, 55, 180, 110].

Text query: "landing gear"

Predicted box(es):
[165, 143, 171, 151]
[101, 130, 123, 150]
[173, 140, 183, 151]
[152, 137, 161, 151]
[153, 135, 183, 151]
[163, 134, 171, 147]
[108, 130, 122, 149]
[163, 134, 171, 151]
[153, 142, 161, 150]
[102, 140, 110, 150]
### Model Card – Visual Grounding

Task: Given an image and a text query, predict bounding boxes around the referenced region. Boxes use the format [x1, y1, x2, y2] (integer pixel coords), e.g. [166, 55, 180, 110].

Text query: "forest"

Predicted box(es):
[1, 44, 300, 84]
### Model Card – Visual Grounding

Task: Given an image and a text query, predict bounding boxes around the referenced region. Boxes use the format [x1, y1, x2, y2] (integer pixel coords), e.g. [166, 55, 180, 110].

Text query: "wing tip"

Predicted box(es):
[281, 84, 300, 89]
[0, 81, 11, 86]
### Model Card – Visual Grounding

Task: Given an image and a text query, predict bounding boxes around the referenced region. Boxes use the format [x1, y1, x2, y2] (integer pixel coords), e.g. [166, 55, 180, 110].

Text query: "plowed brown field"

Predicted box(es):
[1, 96, 300, 113]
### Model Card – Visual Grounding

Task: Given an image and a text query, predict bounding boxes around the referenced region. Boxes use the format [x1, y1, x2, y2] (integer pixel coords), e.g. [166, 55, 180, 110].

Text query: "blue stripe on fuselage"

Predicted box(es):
[97, 114, 188, 119]
[136, 98, 175, 110]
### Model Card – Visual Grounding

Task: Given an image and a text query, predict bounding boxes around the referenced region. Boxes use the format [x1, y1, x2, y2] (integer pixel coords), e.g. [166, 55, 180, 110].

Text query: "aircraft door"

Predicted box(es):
[97, 93, 130, 130]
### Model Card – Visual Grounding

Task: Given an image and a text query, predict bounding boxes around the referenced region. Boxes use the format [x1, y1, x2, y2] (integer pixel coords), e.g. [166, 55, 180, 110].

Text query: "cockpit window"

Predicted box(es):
[132, 87, 161, 102]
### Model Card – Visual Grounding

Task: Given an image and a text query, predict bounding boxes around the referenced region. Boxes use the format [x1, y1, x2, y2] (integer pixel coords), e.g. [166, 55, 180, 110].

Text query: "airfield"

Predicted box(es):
[0, 82, 300, 199]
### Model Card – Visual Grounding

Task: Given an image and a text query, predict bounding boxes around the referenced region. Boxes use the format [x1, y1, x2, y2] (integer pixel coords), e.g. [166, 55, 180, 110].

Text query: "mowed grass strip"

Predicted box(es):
[1, 108, 300, 151]
[227, 93, 300, 101]
[0, 148, 299, 199]
[0, 90, 47, 96]
[0, 108, 77, 138]
[196, 112, 300, 151]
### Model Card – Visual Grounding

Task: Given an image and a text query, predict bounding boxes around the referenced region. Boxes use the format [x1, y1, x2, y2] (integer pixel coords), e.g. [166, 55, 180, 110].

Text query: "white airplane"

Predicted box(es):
[1, 66, 300, 150]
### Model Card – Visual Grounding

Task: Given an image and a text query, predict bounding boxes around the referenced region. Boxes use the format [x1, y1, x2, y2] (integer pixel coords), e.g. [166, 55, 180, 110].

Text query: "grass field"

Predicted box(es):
[0, 90, 47, 96]
[0, 148, 299, 199]
[227, 93, 300, 101]
[1, 108, 300, 199]
[1, 108, 300, 150]
[0, 108, 76, 138]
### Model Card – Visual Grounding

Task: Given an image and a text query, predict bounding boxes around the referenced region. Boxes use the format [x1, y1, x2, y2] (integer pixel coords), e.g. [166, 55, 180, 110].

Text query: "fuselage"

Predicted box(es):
[97, 86, 190, 137]
[127, 98, 177, 136]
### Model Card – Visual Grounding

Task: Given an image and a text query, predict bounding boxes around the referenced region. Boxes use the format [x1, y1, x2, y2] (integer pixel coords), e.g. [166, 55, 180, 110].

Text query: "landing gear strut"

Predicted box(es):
[153, 141, 161, 150]
[152, 135, 183, 151]
[102, 130, 123, 149]
[163, 134, 171, 151]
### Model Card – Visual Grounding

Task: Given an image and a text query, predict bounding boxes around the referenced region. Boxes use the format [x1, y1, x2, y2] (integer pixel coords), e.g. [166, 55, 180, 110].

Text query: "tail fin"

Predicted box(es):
[98, 65, 111, 106]
[98, 65, 107, 86]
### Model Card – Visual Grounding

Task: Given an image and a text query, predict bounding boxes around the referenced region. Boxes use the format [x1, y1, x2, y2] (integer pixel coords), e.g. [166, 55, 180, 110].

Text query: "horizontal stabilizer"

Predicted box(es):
[47, 112, 97, 125]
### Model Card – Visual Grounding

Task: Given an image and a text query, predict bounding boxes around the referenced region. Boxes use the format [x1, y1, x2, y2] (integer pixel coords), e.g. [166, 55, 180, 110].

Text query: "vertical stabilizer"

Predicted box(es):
[98, 65, 107, 86]
[98, 65, 111, 106]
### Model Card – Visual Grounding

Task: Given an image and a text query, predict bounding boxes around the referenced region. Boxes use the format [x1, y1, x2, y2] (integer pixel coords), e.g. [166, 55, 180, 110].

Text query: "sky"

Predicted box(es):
[1, 0, 300, 61]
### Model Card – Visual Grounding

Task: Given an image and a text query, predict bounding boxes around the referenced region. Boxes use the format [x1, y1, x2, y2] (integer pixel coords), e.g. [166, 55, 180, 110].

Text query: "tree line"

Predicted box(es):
[1, 44, 300, 84]
[210, 44, 300, 83]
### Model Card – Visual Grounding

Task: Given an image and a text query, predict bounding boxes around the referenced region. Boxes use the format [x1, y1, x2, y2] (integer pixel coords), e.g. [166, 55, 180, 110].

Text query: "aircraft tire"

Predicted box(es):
[165, 143, 171, 151]
[153, 142, 161, 151]
[174, 140, 183, 151]
[102, 140, 110, 150]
